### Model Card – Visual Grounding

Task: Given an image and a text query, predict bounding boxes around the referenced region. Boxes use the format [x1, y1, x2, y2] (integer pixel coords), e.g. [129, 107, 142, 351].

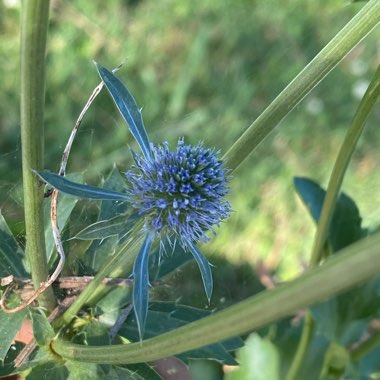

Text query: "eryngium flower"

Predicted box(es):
[125, 139, 231, 247]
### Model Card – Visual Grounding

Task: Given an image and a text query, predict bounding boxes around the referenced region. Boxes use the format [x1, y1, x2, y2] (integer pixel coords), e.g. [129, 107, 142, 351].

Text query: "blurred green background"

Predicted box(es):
[0, 0, 379, 281]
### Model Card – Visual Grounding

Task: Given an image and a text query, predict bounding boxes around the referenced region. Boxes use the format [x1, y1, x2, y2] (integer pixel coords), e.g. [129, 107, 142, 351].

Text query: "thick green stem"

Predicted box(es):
[52, 230, 380, 364]
[285, 60, 380, 380]
[223, 0, 380, 172]
[20, 0, 55, 310]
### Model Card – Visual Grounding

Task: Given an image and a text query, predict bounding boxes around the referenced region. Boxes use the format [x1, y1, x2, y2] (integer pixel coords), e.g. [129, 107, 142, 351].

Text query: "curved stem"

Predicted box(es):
[223, 0, 380, 172]
[285, 62, 380, 380]
[309, 64, 380, 266]
[284, 313, 314, 380]
[54, 221, 144, 328]
[51, 231, 380, 364]
[20, 0, 55, 311]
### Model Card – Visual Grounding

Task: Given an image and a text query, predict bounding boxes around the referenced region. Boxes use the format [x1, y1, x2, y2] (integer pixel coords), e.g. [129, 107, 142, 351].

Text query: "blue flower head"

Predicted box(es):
[126, 139, 231, 249]
[37, 65, 233, 340]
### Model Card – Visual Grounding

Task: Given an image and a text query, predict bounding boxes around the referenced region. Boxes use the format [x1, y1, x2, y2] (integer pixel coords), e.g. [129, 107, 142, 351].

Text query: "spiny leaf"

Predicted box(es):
[187, 241, 213, 302]
[36, 170, 129, 201]
[95, 63, 151, 158]
[133, 233, 154, 341]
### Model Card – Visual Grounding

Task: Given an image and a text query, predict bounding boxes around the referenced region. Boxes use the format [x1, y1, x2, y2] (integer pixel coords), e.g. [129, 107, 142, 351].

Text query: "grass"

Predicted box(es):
[0, 0, 379, 280]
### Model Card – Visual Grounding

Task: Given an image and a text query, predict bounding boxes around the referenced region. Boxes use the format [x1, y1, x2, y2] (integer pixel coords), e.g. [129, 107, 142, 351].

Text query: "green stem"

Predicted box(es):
[51, 230, 380, 364]
[309, 64, 380, 266]
[284, 313, 314, 380]
[20, 0, 55, 310]
[54, 221, 144, 327]
[351, 331, 380, 362]
[223, 0, 380, 172]
[285, 61, 380, 380]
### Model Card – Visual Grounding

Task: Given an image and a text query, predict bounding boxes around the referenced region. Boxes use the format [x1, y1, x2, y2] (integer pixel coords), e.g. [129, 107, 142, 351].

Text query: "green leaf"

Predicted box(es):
[95, 63, 151, 158]
[25, 361, 69, 380]
[0, 308, 28, 362]
[44, 173, 82, 261]
[31, 310, 55, 347]
[225, 333, 280, 380]
[294, 177, 365, 252]
[0, 210, 28, 277]
[74, 214, 134, 241]
[97, 286, 132, 327]
[358, 346, 380, 379]
[35, 170, 129, 201]
[311, 275, 380, 344]
[65, 361, 99, 380]
[187, 241, 213, 302]
[82, 168, 131, 272]
[149, 244, 192, 280]
[133, 233, 154, 341]
[119, 302, 242, 365]
[0, 341, 24, 377]
[111, 365, 161, 380]
[273, 317, 329, 380]
[117, 364, 163, 380]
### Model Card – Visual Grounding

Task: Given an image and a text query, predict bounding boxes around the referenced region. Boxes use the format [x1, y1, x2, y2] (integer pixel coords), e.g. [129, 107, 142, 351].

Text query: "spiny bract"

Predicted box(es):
[125, 139, 231, 248]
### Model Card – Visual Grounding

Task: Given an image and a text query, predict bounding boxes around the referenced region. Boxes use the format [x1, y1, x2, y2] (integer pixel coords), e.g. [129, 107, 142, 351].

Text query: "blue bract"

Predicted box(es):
[126, 139, 231, 249]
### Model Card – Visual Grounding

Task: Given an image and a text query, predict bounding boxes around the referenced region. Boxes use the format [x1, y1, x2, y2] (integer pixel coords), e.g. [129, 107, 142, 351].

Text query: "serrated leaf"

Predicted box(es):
[44, 173, 82, 261]
[31, 311, 55, 347]
[187, 241, 213, 302]
[294, 177, 364, 252]
[225, 333, 280, 380]
[120, 302, 242, 365]
[0, 308, 28, 362]
[0, 210, 27, 277]
[95, 63, 151, 158]
[36, 170, 129, 201]
[133, 233, 154, 341]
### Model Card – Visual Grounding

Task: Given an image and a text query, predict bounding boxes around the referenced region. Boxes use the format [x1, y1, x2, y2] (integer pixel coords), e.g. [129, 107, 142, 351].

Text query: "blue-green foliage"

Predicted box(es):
[35, 65, 231, 341]
[95, 63, 152, 159]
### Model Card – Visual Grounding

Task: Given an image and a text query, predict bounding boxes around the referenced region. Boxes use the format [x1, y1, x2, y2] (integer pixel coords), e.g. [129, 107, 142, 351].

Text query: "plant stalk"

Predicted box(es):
[285, 61, 380, 380]
[223, 0, 380, 172]
[52, 230, 380, 364]
[54, 221, 144, 327]
[309, 64, 380, 266]
[20, 0, 55, 310]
